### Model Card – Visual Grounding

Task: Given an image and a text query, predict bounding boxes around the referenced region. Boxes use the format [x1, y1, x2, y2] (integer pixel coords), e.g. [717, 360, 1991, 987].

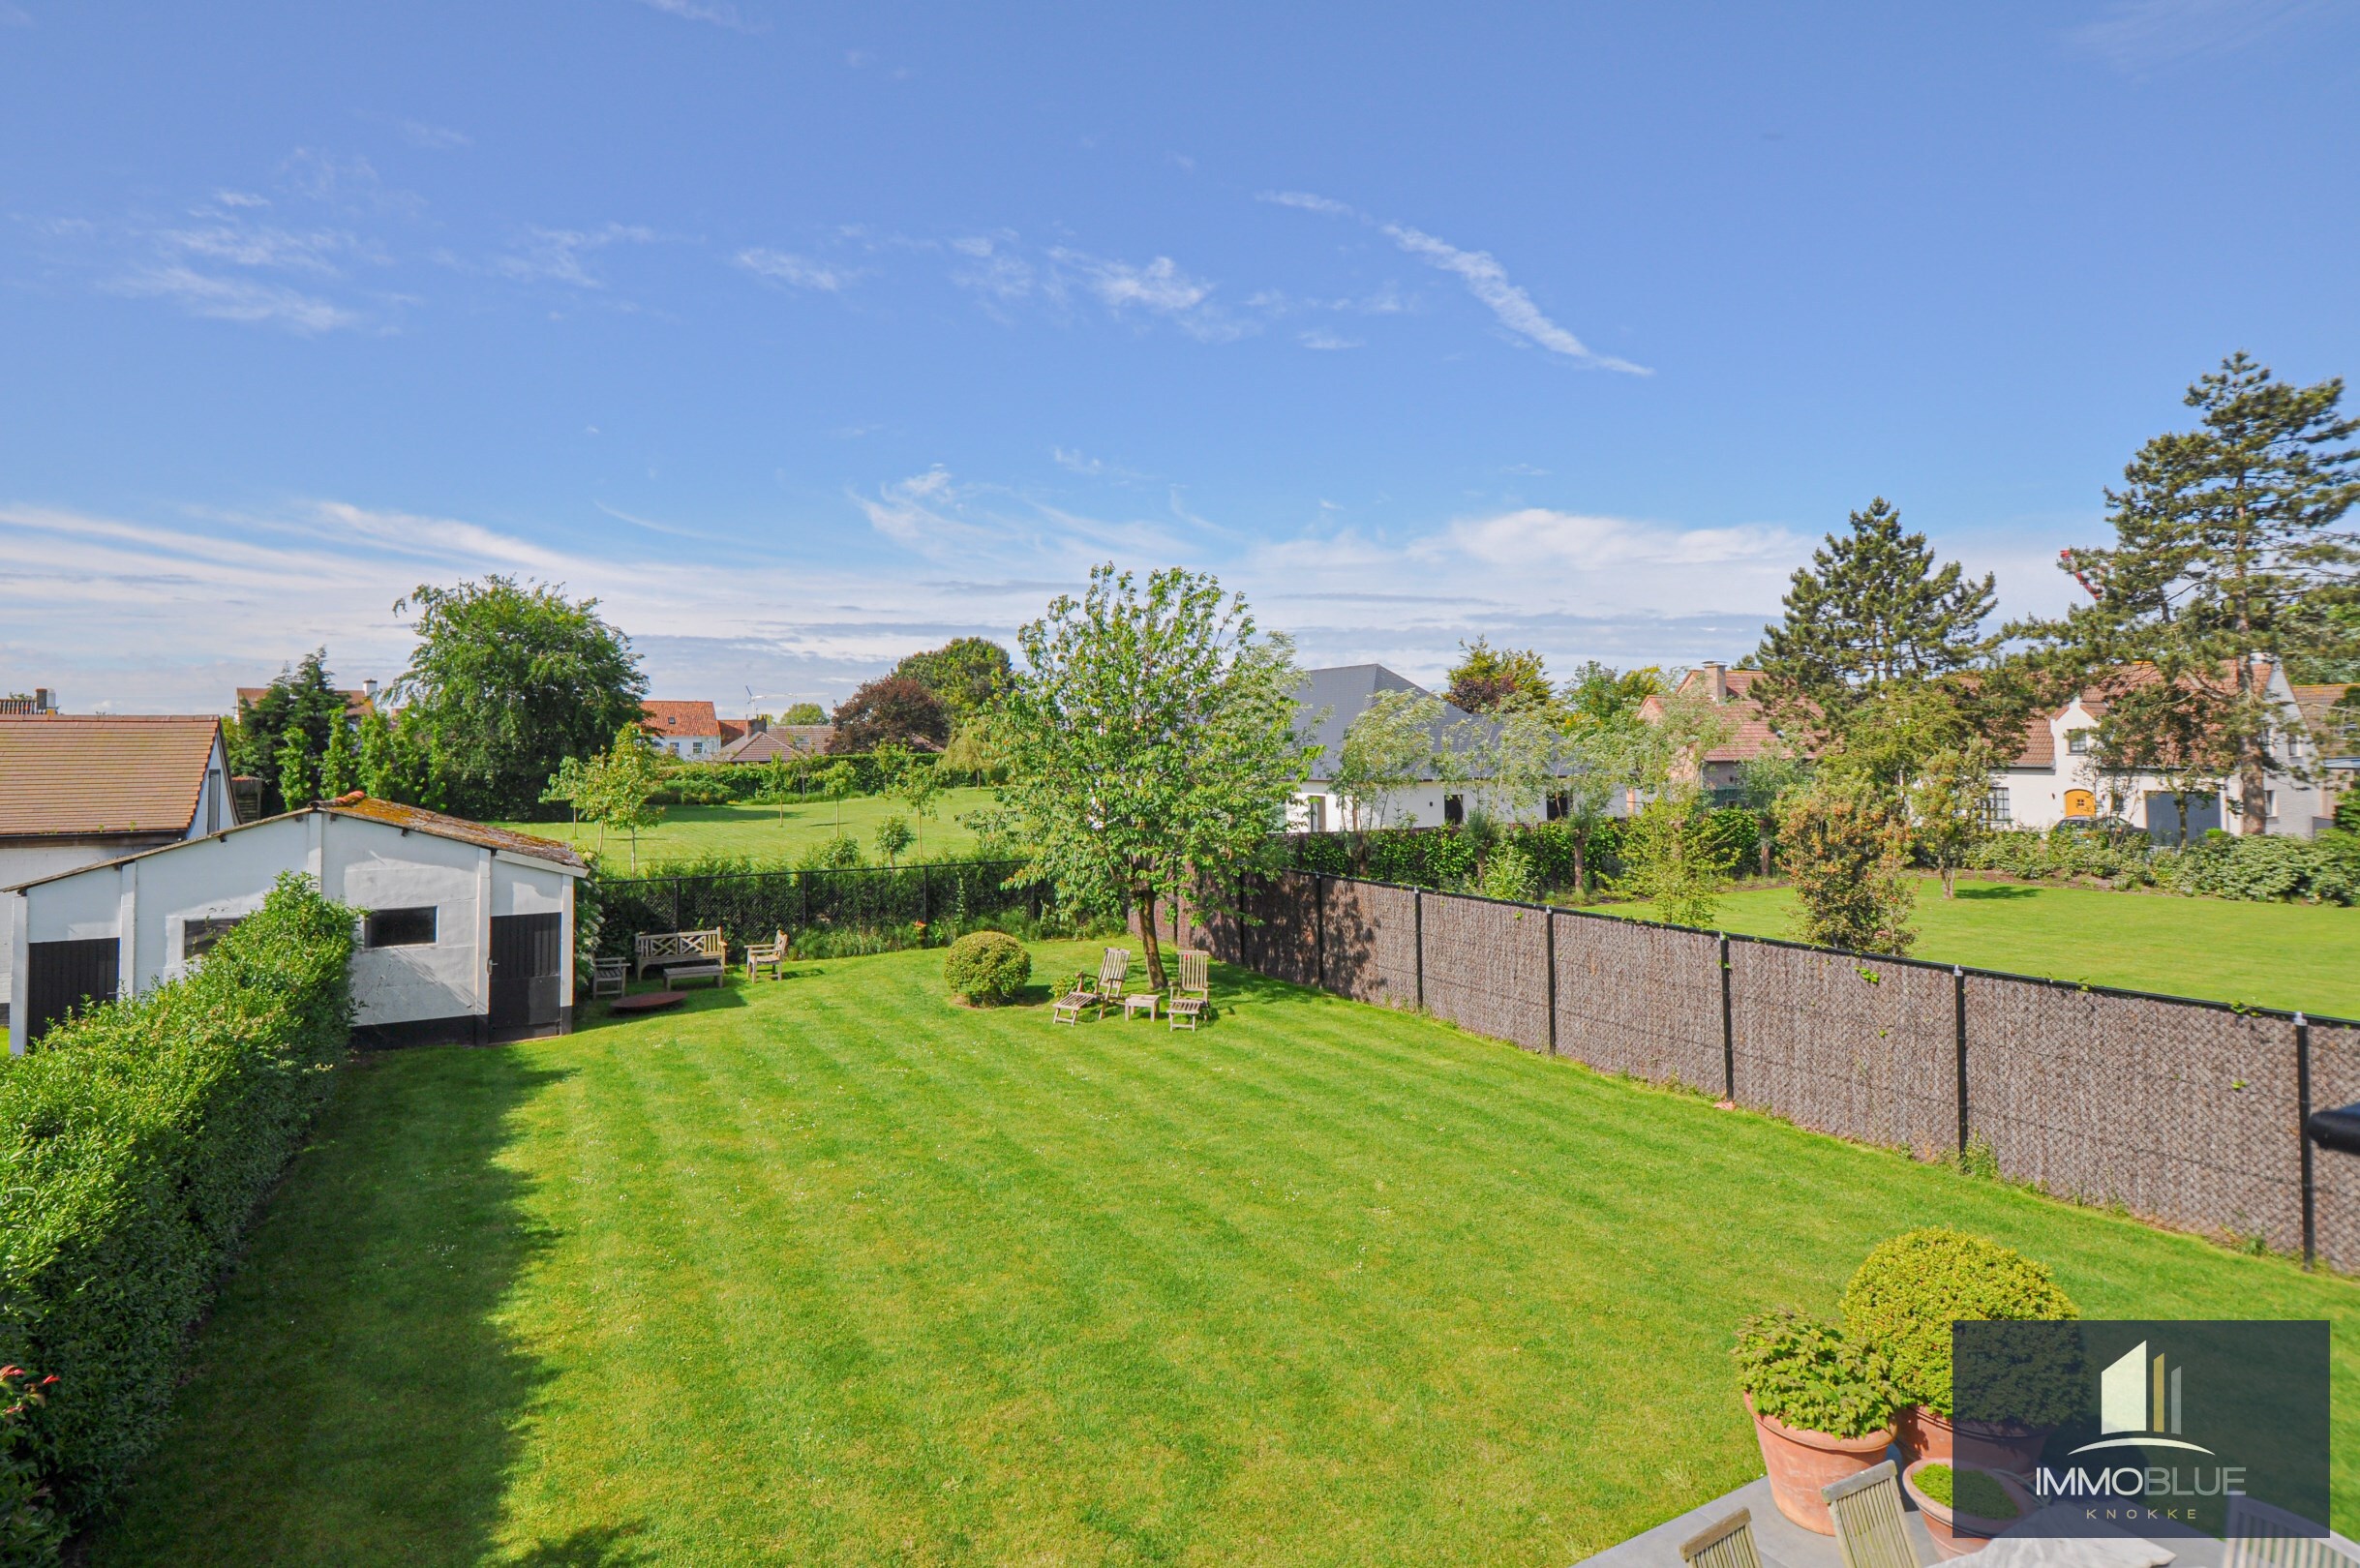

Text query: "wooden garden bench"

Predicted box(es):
[636, 928, 726, 983]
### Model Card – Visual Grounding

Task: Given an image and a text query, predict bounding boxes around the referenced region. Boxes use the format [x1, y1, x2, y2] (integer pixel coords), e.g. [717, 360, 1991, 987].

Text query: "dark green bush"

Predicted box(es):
[1839, 1229, 2079, 1418]
[1700, 807, 1759, 871]
[2159, 832, 2355, 905]
[1732, 1308, 1896, 1438]
[943, 931, 1033, 1004]
[0, 875, 352, 1528]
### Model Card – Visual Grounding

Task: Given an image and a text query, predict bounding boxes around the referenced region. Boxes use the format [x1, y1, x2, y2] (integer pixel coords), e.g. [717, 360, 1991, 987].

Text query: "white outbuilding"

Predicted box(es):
[4, 796, 587, 1053]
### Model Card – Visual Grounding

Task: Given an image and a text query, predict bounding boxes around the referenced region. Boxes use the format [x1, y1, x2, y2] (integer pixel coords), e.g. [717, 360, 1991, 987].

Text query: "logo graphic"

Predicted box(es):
[2066, 1341, 2213, 1457]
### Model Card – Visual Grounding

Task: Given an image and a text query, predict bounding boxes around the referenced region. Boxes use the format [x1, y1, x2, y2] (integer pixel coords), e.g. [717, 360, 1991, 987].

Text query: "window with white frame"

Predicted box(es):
[2067, 728, 2095, 755]
[1982, 787, 2011, 825]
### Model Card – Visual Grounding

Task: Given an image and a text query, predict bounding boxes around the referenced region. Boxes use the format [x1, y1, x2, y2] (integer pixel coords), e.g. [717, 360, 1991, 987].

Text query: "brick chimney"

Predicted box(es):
[1700, 661, 1728, 703]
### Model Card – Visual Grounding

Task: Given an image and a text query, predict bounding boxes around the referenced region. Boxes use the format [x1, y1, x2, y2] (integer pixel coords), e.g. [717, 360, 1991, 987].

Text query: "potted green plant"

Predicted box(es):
[1902, 1458, 2035, 1558]
[1839, 1229, 2080, 1463]
[1733, 1308, 1898, 1535]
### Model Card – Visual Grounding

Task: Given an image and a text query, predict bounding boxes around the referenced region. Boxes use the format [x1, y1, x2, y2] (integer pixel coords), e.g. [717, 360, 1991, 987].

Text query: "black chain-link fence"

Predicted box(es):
[598, 859, 1049, 954]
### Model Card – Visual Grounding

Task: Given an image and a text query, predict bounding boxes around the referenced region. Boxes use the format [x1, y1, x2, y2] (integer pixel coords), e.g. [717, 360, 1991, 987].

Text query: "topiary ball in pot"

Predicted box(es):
[1732, 1307, 1897, 1534]
[943, 931, 1031, 1006]
[1840, 1228, 2080, 1461]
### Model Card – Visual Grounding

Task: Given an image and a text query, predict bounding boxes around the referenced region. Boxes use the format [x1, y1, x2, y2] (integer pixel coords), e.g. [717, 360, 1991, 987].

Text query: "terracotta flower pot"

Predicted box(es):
[1897, 1403, 1953, 1462]
[1902, 1458, 2035, 1559]
[1745, 1395, 1895, 1535]
[1899, 1404, 2053, 1471]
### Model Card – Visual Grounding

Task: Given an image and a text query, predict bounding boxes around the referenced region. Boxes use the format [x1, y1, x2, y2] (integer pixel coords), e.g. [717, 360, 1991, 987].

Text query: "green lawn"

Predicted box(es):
[89, 946, 2360, 1566]
[497, 787, 1004, 869]
[1596, 874, 2360, 1019]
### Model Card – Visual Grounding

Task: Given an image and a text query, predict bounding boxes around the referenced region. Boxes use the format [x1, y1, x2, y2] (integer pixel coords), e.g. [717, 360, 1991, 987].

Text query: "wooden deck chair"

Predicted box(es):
[591, 956, 628, 1001]
[1825, 1462, 1919, 1568]
[1054, 948, 1131, 1024]
[2226, 1494, 2360, 1568]
[1166, 950, 1211, 1031]
[1679, 1509, 1763, 1568]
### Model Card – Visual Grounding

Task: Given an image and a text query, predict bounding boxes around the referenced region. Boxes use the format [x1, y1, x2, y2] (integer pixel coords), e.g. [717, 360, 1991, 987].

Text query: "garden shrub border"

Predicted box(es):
[0, 874, 354, 1540]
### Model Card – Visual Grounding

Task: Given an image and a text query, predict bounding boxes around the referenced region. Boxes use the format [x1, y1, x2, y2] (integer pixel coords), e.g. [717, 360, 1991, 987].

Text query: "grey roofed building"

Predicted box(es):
[1291, 664, 1487, 780]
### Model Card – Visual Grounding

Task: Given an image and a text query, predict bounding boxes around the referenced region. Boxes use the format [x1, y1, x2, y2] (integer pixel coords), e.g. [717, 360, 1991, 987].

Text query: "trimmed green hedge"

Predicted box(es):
[0, 875, 353, 1534]
[650, 753, 996, 807]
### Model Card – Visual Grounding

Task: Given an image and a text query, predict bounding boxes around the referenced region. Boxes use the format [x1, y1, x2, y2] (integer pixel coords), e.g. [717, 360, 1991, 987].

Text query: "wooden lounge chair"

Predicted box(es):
[743, 929, 787, 981]
[1824, 1462, 1920, 1568]
[591, 955, 628, 1001]
[1679, 1509, 1763, 1568]
[1052, 947, 1130, 1024]
[1166, 949, 1210, 1031]
[2226, 1495, 2360, 1568]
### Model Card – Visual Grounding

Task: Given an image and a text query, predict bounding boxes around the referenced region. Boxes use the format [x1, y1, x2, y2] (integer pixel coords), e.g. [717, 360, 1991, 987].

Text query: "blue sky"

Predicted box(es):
[4, 0, 2357, 714]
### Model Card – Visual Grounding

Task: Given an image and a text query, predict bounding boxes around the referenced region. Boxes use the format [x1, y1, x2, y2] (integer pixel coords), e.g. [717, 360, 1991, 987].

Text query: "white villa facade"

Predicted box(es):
[1286, 665, 1590, 833]
[1655, 658, 2338, 840]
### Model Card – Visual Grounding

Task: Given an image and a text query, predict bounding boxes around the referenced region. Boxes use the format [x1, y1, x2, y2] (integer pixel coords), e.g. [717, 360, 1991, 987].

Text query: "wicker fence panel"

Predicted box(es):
[1728, 944, 1958, 1158]
[1320, 879, 1419, 1008]
[1965, 977, 2304, 1251]
[1416, 891, 1552, 1052]
[1551, 914, 1723, 1093]
[1245, 873, 1321, 988]
[2307, 1021, 2360, 1274]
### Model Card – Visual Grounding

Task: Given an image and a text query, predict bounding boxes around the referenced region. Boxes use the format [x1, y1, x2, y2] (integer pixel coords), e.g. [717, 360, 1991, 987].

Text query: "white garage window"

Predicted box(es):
[183, 916, 244, 962]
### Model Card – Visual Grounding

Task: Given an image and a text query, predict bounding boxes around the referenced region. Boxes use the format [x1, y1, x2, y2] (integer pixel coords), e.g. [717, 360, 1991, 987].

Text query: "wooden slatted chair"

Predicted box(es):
[591, 955, 628, 1001]
[743, 929, 787, 981]
[2225, 1495, 2360, 1568]
[1166, 950, 1211, 1031]
[1679, 1509, 1763, 1568]
[1824, 1462, 1920, 1568]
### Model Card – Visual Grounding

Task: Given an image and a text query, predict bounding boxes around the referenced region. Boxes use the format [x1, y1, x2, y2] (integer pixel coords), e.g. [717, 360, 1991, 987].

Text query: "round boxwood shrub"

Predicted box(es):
[1840, 1229, 2079, 1418]
[1732, 1308, 1897, 1438]
[943, 931, 1031, 1005]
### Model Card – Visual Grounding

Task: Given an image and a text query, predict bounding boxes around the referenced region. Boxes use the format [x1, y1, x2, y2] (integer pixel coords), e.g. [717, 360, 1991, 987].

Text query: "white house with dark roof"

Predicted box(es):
[5, 794, 586, 1053]
[1287, 664, 1588, 832]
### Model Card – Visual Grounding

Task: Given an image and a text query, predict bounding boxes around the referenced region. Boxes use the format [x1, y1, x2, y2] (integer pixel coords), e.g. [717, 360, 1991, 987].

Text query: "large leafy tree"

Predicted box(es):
[829, 676, 952, 753]
[2017, 354, 2360, 833]
[893, 637, 1014, 720]
[232, 649, 351, 814]
[1444, 637, 1553, 715]
[392, 577, 647, 821]
[995, 565, 1306, 992]
[1560, 660, 1662, 726]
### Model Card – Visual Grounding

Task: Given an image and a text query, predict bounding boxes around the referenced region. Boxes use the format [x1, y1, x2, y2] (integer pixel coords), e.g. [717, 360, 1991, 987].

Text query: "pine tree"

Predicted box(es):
[275, 727, 317, 811]
[2018, 354, 2360, 832]
[317, 718, 360, 799]
[1759, 497, 1996, 690]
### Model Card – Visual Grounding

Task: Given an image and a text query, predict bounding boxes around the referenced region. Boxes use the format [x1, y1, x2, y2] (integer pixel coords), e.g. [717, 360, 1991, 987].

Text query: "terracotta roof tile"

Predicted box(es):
[641, 700, 723, 739]
[0, 715, 221, 839]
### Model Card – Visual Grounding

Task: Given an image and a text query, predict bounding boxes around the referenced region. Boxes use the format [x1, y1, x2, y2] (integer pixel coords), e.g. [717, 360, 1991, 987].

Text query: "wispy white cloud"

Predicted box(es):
[631, 0, 759, 31]
[1045, 248, 1250, 342]
[107, 266, 365, 334]
[494, 224, 660, 287]
[1381, 223, 1648, 374]
[1256, 190, 1360, 219]
[160, 221, 380, 275]
[1298, 329, 1361, 351]
[391, 117, 471, 151]
[2071, 0, 2332, 69]
[278, 148, 425, 218]
[734, 247, 860, 290]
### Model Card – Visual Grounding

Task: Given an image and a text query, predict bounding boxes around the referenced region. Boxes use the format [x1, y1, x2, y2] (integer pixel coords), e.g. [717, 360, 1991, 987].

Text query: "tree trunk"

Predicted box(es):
[1941, 862, 1957, 898]
[1572, 833, 1588, 904]
[1135, 884, 1168, 993]
[2240, 745, 2269, 835]
[1758, 817, 1772, 880]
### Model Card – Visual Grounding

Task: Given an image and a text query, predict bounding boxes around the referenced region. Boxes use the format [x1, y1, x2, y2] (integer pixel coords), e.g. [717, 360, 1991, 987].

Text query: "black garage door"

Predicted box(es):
[26, 938, 120, 1045]
[488, 913, 563, 1039]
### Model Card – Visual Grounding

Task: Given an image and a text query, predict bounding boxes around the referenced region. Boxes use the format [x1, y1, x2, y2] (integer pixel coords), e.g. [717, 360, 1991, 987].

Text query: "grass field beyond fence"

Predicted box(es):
[88, 944, 2360, 1566]
[1600, 874, 2360, 1019]
[497, 786, 1002, 869]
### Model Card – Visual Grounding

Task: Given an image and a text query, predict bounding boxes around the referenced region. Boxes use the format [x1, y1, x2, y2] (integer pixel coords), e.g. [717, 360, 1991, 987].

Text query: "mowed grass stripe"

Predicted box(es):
[86, 944, 2360, 1567]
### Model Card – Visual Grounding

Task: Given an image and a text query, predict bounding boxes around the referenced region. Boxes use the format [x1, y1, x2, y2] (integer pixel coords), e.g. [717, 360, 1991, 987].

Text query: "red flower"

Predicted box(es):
[38, 1375, 56, 1386]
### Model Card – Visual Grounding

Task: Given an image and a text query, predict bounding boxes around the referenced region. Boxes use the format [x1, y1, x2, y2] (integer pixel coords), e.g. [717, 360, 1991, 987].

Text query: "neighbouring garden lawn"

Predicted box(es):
[87, 944, 2360, 1566]
[1599, 874, 2360, 1019]
[495, 786, 1004, 870]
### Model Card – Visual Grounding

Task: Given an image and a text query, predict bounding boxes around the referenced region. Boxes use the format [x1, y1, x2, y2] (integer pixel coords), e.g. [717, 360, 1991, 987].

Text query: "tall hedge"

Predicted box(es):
[0, 875, 353, 1529]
